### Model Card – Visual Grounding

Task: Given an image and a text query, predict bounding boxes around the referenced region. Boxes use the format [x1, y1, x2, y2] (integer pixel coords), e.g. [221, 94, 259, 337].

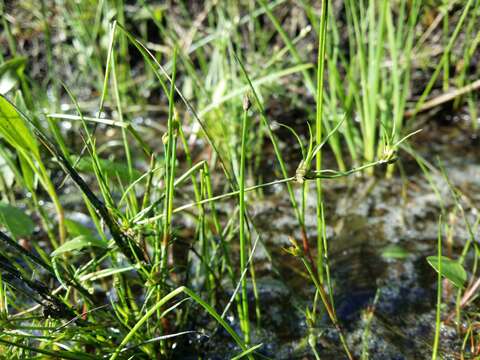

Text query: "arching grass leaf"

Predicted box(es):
[0, 202, 35, 238]
[0, 95, 39, 157]
[51, 235, 108, 257]
[0, 57, 27, 94]
[75, 157, 141, 183]
[381, 244, 409, 259]
[65, 218, 96, 238]
[427, 256, 467, 288]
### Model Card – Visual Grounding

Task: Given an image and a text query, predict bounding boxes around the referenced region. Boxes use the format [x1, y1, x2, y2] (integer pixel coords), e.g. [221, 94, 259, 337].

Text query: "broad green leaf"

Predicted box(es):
[0, 95, 39, 157]
[65, 218, 95, 238]
[0, 57, 27, 94]
[0, 151, 14, 187]
[381, 244, 409, 259]
[51, 235, 108, 257]
[75, 157, 141, 183]
[0, 202, 35, 238]
[427, 256, 467, 288]
[18, 152, 36, 190]
[0, 69, 18, 95]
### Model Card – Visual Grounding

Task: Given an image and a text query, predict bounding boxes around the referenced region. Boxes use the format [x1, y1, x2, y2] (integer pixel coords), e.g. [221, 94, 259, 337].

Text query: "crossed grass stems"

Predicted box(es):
[0, 35, 398, 356]
[0, 83, 413, 360]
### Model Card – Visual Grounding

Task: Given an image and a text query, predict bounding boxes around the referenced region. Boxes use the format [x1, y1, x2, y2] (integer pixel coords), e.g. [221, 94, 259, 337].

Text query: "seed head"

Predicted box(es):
[243, 93, 251, 112]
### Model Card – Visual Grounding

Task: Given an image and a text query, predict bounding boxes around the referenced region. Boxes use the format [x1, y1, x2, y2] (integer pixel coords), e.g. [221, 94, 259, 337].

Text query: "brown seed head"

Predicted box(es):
[243, 93, 251, 111]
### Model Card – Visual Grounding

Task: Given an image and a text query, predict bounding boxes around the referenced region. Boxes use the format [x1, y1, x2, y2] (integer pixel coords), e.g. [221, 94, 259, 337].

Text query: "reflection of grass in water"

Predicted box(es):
[0, 0, 478, 358]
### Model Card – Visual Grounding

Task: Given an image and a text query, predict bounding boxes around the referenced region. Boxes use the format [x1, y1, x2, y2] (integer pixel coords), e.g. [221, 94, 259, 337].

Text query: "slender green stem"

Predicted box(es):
[257, 0, 315, 95]
[315, 0, 328, 282]
[160, 48, 178, 276]
[235, 53, 307, 247]
[413, 0, 474, 116]
[442, 0, 450, 92]
[432, 217, 443, 360]
[0, 0, 16, 56]
[140, 156, 392, 225]
[299, 251, 353, 360]
[239, 94, 251, 344]
[111, 49, 135, 211]
[110, 286, 249, 360]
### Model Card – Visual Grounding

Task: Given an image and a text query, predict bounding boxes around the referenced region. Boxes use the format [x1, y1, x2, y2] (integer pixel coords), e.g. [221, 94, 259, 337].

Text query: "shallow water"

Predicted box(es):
[39, 114, 479, 359]
[180, 119, 480, 359]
